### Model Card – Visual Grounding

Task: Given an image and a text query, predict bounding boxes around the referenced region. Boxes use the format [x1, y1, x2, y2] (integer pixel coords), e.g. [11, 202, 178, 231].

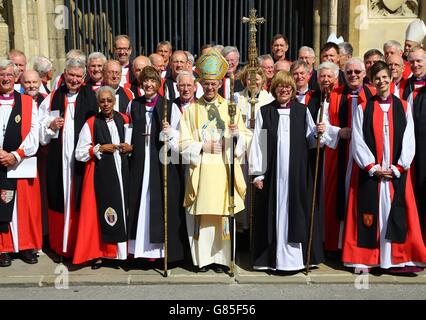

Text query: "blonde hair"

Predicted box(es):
[270, 71, 296, 99]
[238, 65, 266, 87]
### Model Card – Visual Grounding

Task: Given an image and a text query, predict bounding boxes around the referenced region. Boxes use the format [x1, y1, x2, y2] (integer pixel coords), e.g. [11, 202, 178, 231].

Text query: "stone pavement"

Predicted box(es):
[1, 249, 426, 287]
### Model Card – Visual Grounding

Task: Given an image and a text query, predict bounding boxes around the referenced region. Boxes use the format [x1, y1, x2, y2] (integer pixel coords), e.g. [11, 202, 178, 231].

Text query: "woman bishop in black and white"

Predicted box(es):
[126, 66, 187, 264]
[249, 71, 326, 272]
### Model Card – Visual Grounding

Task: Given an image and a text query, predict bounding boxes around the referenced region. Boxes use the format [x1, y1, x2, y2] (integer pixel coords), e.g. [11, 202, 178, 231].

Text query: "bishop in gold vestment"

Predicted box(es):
[179, 49, 252, 271]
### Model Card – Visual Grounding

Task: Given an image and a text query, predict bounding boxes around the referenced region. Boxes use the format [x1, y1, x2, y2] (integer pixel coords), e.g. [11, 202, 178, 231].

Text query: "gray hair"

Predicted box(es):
[344, 57, 365, 71]
[88, 52, 107, 65]
[299, 46, 316, 58]
[176, 71, 195, 85]
[65, 49, 86, 65]
[290, 59, 310, 74]
[317, 61, 340, 78]
[65, 58, 86, 76]
[185, 51, 195, 65]
[0, 59, 19, 74]
[33, 56, 53, 77]
[157, 40, 172, 51]
[221, 46, 240, 59]
[96, 86, 116, 101]
[339, 42, 353, 56]
[383, 40, 403, 52]
[213, 45, 224, 52]
[257, 54, 274, 65]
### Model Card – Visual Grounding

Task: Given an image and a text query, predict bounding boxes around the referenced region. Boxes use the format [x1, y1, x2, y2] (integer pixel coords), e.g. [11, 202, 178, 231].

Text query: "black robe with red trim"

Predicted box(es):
[0, 92, 42, 252]
[73, 112, 130, 264]
[116, 87, 134, 113]
[46, 85, 97, 257]
[343, 95, 426, 265]
[323, 85, 373, 251]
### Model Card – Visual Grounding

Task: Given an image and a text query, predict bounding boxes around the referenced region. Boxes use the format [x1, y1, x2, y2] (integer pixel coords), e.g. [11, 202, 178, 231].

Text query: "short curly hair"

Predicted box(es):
[139, 65, 161, 88]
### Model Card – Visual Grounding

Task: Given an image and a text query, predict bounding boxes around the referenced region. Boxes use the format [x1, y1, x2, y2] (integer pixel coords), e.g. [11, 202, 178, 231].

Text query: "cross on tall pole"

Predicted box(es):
[242, 8, 265, 70]
[242, 8, 265, 262]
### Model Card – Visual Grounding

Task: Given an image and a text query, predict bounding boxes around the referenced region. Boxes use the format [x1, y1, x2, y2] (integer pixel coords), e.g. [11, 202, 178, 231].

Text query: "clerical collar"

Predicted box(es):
[277, 100, 291, 109]
[0, 93, 14, 100]
[393, 78, 402, 86]
[67, 90, 78, 95]
[378, 95, 392, 104]
[296, 88, 309, 95]
[415, 75, 426, 82]
[204, 97, 219, 106]
[105, 116, 115, 123]
[350, 86, 362, 95]
[146, 94, 158, 107]
[122, 63, 130, 69]
[180, 97, 194, 105]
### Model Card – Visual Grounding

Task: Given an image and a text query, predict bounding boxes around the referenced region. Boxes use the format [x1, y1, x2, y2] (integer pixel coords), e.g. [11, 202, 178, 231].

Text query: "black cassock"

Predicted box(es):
[127, 95, 187, 262]
[251, 100, 324, 269]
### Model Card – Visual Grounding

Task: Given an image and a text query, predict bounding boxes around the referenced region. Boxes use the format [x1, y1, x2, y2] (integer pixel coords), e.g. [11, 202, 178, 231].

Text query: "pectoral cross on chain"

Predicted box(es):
[143, 124, 151, 147]
[384, 113, 389, 137]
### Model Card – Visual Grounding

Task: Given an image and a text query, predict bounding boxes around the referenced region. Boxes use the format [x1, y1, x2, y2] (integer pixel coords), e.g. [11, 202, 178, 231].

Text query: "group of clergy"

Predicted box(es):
[1, 21, 426, 275]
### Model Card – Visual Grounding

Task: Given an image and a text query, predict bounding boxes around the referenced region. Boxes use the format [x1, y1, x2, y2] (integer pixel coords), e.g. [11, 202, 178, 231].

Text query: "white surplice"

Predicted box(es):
[249, 106, 319, 271]
[0, 96, 39, 252]
[39, 91, 78, 253]
[322, 92, 361, 248]
[349, 100, 424, 269]
[127, 101, 181, 258]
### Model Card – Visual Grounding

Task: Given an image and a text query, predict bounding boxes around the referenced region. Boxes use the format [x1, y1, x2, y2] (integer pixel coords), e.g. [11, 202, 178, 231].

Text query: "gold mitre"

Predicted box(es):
[195, 48, 229, 80]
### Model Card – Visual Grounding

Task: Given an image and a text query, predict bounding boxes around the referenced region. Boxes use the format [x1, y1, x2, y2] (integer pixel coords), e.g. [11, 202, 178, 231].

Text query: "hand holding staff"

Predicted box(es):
[305, 87, 330, 275]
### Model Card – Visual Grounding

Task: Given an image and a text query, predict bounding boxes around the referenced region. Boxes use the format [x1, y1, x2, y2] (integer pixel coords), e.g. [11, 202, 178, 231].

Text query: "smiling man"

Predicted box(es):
[113, 35, 134, 87]
[85, 52, 106, 92]
[179, 49, 252, 273]
[0, 60, 41, 268]
[321, 58, 375, 256]
[39, 58, 98, 261]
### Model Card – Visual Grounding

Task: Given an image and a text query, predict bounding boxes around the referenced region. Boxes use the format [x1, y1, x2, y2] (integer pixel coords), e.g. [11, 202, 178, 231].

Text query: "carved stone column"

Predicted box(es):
[0, 0, 10, 58]
[328, 0, 338, 36]
[313, 0, 321, 64]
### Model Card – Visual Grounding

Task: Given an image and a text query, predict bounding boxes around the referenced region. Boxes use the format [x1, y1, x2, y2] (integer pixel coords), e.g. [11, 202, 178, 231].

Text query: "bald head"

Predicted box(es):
[387, 54, 405, 83]
[274, 60, 292, 73]
[22, 70, 41, 97]
[149, 53, 166, 74]
[8, 49, 27, 81]
[133, 55, 151, 83]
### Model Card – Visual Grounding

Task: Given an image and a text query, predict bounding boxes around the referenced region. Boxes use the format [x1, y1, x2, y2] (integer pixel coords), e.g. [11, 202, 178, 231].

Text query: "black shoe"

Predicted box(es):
[213, 264, 229, 274]
[0, 252, 11, 267]
[20, 249, 38, 264]
[195, 266, 209, 273]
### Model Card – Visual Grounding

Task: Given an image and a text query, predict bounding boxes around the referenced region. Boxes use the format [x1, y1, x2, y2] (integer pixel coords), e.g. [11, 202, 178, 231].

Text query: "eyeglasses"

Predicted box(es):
[115, 47, 130, 52]
[346, 70, 363, 75]
[0, 73, 15, 79]
[276, 84, 293, 92]
[106, 71, 121, 76]
[178, 84, 194, 89]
